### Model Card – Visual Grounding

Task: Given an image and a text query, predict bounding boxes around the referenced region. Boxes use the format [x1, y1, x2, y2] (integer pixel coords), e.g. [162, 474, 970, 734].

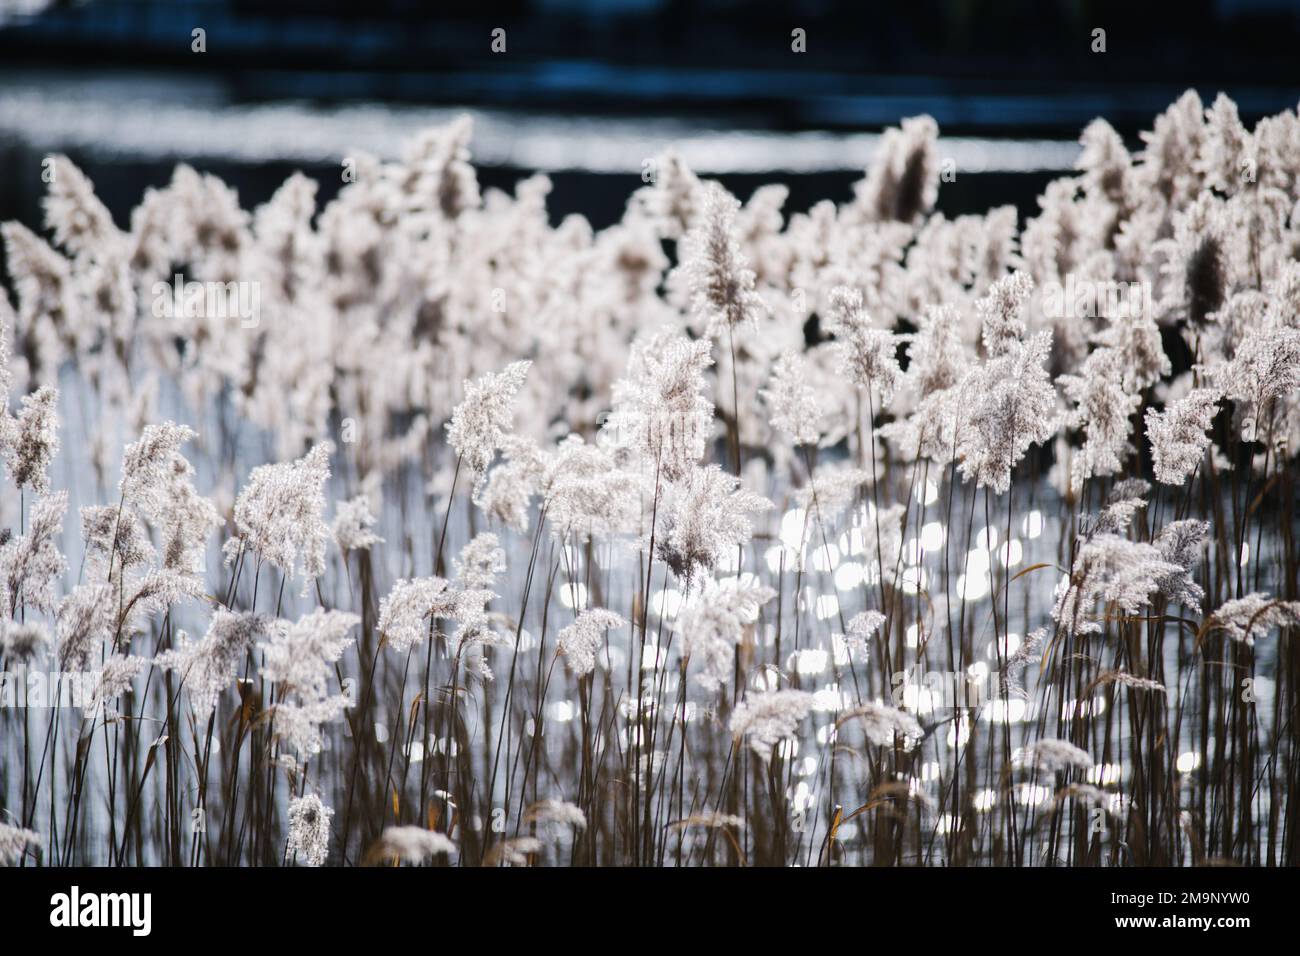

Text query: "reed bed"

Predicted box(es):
[1, 90, 1299, 867]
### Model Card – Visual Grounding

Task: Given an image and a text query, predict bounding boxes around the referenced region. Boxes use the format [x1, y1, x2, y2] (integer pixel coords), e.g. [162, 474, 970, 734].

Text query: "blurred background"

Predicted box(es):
[2, 0, 1299, 230]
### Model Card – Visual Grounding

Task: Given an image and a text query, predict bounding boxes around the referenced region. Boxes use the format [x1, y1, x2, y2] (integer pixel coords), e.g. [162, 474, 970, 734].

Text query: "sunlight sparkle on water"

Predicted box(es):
[1015, 783, 1052, 806]
[987, 632, 1021, 660]
[1061, 695, 1107, 719]
[981, 698, 1028, 723]
[813, 685, 850, 712]
[548, 700, 576, 722]
[946, 716, 972, 747]
[811, 542, 839, 571]
[915, 479, 940, 506]
[1088, 762, 1124, 785]
[834, 561, 864, 590]
[815, 593, 840, 619]
[650, 587, 683, 619]
[641, 642, 668, 670]
[838, 527, 868, 556]
[792, 648, 829, 675]
[560, 582, 588, 609]
[788, 779, 815, 813]
[1177, 751, 1203, 773]
[899, 566, 927, 594]
[781, 508, 808, 550]
[920, 520, 945, 552]
[957, 572, 990, 602]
